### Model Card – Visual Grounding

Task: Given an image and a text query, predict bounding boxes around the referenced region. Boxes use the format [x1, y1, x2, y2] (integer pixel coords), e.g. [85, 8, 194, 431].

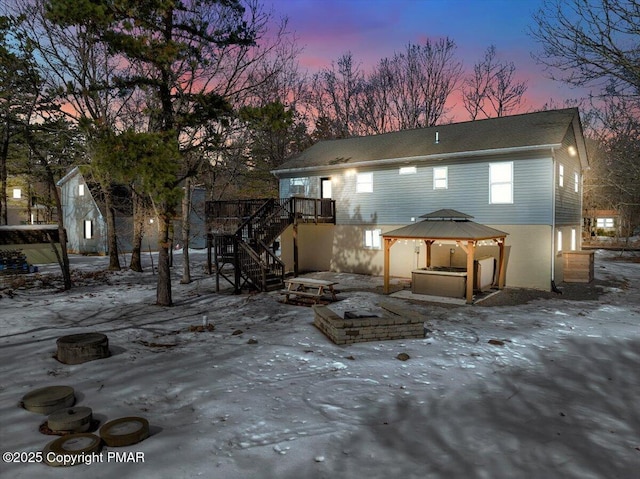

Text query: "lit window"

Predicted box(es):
[574, 172, 579, 193]
[571, 228, 577, 251]
[596, 218, 614, 228]
[559, 164, 564, 187]
[364, 229, 382, 249]
[13, 188, 21, 199]
[489, 162, 513, 204]
[557, 230, 562, 253]
[84, 220, 93, 239]
[433, 167, 448, 189]
[356, 173, 373, 193]
[399, 166, 416, 175]
[79, 184, 85, 196]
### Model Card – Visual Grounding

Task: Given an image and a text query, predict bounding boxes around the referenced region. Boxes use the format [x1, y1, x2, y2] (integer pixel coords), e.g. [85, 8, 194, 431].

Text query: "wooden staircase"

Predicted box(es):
[206, 197, 335, 293]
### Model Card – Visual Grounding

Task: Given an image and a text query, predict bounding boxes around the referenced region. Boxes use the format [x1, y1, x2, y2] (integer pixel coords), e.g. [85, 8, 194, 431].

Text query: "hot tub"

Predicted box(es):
[411, 267, 467, 298]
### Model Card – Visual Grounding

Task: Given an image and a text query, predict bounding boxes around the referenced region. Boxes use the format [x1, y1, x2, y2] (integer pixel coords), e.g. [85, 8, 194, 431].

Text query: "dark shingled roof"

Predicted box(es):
[274, 108, 582, 173]
[383, 210, 508, 241]
[419, 209, 474, 219]
[0, 225, 60, 245]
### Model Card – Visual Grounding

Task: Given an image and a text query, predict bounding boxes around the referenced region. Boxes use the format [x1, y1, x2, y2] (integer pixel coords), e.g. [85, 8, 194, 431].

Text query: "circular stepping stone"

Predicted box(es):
[47, 406, 93, 433]
[43, 433, 102, 467]
[100, 416, 149, 447]
[22, 386, 75, 414]
[56, 333, 110, 365]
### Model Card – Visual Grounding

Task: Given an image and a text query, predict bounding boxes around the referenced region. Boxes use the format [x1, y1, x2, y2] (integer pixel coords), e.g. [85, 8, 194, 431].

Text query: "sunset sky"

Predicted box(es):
[268, 0, 586, 121]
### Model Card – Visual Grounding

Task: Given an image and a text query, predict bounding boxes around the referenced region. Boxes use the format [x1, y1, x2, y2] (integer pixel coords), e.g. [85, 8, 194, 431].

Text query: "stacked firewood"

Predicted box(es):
[0, 250, 29, 274]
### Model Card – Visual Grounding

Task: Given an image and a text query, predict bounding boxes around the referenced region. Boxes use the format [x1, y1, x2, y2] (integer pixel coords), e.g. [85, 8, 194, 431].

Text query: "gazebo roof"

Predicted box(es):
[383, 210, 508, 241]
[418, 209, 474, 220]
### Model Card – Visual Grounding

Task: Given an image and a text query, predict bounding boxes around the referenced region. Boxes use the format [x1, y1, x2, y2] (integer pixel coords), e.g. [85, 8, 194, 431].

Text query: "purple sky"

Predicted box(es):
[267, 0, 586, 121]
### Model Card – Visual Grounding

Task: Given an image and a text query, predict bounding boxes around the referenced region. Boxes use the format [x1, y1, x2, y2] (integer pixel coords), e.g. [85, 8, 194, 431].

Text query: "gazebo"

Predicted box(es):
[382, 209, 508, 304]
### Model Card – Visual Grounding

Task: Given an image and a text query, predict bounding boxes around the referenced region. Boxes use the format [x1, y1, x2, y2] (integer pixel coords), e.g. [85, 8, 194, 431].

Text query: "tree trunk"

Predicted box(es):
[24, 127, 72, 289]
[180, 177, 191, 284]
[156, 212, 172, 306]
[0, 120, 9, 225]
[104, 187, 121, 271]
[52, 186, 72, 289]
[129, 188, 145, 272]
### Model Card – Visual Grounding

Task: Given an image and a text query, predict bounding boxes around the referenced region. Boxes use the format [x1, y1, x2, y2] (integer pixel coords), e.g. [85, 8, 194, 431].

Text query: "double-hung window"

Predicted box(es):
[489, 162, 513, 204]
[289, 178, 307, 196]
[433, 167, 448, 189]
[356, 172, 373, 193]
[364, 229, 382, 249]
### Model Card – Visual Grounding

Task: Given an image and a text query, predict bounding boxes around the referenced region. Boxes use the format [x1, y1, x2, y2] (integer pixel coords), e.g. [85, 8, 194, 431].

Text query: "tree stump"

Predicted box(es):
[56, 333, 110, 365]
[100, 417, 150, 446]
[47, 406, 93, 433]
[22, 386, 75, 414]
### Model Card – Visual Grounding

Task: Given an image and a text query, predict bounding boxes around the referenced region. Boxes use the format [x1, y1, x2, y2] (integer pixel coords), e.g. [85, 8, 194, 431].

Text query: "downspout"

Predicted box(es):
[550, 148, 561, 293]
[579, 166, 587, 250]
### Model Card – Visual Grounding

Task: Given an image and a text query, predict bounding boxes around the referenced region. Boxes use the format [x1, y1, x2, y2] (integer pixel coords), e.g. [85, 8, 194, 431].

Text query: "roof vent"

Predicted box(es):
[435, 131, 439, 144]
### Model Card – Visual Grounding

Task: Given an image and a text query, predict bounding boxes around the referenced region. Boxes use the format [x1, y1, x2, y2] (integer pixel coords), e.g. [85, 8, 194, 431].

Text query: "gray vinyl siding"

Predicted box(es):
[554, 128, 583, 225]
[280, 155, 554, 226]
[59, 172, 107, 254]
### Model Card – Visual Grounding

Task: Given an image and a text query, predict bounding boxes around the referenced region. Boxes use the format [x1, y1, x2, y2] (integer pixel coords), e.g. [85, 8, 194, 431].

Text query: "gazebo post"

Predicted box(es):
[496, 238, 506, 289]
[383, 237, 397, 294]
[425, 240, 434, 267]
[465, 240, 475, 304]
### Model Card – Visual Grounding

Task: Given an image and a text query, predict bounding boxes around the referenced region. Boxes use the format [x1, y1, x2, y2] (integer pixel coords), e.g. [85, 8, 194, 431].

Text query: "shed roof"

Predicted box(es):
[273, 108, 587, 174]
[0, 225, 60, 245]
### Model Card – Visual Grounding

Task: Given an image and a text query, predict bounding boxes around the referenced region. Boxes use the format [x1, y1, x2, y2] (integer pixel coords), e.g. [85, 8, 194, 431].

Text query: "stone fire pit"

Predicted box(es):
[312, 302, 425, 345]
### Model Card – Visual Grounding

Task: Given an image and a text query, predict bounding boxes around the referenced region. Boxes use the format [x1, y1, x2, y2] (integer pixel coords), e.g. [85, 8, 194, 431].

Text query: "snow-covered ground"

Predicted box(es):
[1, 249, 639, 479]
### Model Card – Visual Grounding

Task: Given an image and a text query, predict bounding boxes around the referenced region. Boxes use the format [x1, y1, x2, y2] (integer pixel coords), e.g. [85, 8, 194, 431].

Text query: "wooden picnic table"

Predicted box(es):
[279, 278, 338, 304]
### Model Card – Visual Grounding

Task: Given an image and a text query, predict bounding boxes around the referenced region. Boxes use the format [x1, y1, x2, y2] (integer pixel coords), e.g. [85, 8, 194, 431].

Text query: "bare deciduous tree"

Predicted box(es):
[371, 39, 462, 130]
[585, 97, 640, 237]
[308, 52, 365, 138]
[463, 45, 527, 120]
[531, 0, 640, 98]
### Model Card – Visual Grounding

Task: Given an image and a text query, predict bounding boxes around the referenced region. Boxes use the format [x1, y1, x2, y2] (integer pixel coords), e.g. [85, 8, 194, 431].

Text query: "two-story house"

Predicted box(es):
[271, 108, 589, 291]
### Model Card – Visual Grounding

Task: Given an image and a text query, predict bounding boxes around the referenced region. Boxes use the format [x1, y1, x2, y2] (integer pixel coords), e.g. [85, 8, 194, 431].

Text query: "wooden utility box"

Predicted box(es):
[563, 251, 594, 283]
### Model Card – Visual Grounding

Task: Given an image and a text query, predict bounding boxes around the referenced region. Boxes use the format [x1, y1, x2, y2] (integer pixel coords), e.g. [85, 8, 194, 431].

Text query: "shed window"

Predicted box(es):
[596, 218, 614, 228]
[557, 230, 562, 253]
[84, 220, 93, 239]
[356, 173, 373, 193]
[433, 167, 448, 189]
[79, 184, 85, 196]
[13, 188, 21, 199]
[558, 164, 564, 187]
[489, 162, 513, 204]
[364, 229, 381, 249]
